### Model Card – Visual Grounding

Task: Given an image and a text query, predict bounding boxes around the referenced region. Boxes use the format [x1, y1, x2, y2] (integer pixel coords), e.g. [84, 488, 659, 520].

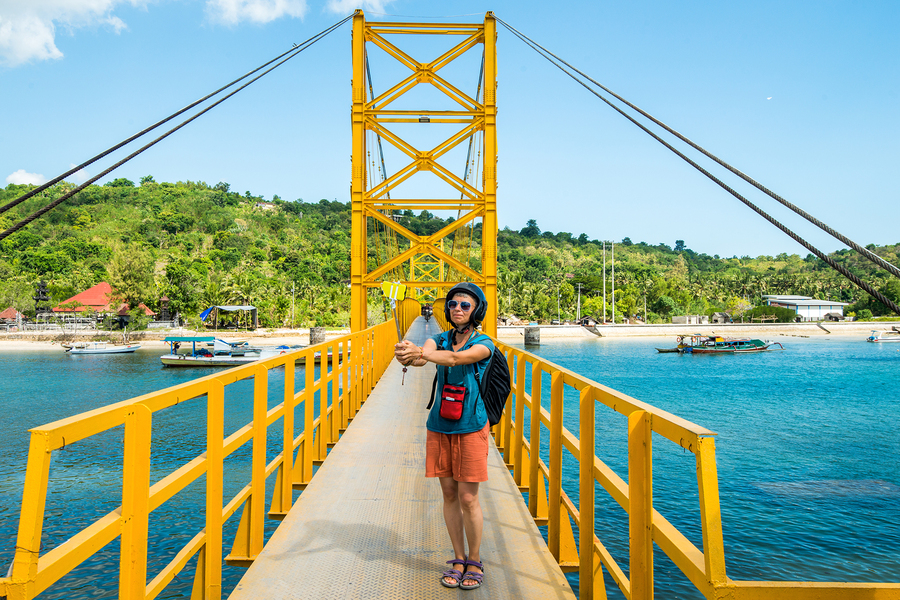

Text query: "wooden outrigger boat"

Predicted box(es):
[657, 334, 783, 354]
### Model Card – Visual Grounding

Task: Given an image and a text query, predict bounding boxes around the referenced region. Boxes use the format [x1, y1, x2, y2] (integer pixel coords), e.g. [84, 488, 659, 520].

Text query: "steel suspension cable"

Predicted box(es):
[496, 17, 900, 282]
[0, 14, 353, 241]
[497, 18, 900, 315]
[365, 53, 391, 201]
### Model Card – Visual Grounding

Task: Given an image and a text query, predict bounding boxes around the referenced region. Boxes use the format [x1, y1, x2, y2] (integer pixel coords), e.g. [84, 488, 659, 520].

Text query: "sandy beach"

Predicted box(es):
[0, 328, 337, 351]
[496, 320, 898, 340]
[1, 320, 896, 351]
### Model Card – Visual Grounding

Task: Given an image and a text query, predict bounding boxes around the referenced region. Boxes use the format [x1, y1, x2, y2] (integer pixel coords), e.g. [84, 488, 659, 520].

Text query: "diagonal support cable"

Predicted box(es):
[496, 16, 900, 315]
[496, 16, 900, 283]
[0, 14, 353, 241]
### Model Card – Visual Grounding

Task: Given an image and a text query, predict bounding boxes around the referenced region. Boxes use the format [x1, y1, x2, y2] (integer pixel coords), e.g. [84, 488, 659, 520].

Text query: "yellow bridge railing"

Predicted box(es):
[0, 321, 395, 600]
[3, 322, 898, 600]
[492, 339, 900, 600]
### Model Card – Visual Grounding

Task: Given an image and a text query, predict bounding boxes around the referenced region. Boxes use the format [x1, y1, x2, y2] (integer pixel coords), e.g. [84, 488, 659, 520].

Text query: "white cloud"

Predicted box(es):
[0, 0, 392, 66]
[206, 0, 309, 25]
[0, 0, 141, 67]
[6, 169, 48, 185]
[69, 165, 91, 185]
[325, 0, 392, 14]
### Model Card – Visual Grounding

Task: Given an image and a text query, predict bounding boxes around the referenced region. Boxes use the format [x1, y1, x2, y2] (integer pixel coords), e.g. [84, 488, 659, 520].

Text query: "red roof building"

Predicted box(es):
[115, 303, 157, 316]
[0, 307, 24, 321]
[53, 282, 114, 313]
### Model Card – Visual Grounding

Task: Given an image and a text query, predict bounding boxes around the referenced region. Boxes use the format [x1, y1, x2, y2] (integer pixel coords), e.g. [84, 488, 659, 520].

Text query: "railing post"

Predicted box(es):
[528, 363, 542, 517]
[303, 351, 315, 482]
[279, 357, 295, 513]
[349, 335, 359, 415]
[697, 436, 726, 587]
[120, 404, 152, 600]
[513, 351, 526, 484]
[579, 388, 595, 600]
[205, 380, 225, 600]
[318, 346, 331, 460]
[548, 371, 564, 561]
[250, 366, 267, 557]
[331, 343, 341, 442]
[340, 341, 350, 429]
[501, 351, 514, 462]
[628, 410, 653, 600]
[9, 432, 53, 599]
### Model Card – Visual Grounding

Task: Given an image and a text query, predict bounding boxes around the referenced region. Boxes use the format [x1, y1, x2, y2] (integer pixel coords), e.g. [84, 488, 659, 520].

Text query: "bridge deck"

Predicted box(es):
[229, 318, 575, 599]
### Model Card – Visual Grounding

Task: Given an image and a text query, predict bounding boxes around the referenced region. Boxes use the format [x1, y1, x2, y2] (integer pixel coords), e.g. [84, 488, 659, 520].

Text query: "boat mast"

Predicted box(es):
[602, 242, 606, 323]
[612, 242, 616, 325]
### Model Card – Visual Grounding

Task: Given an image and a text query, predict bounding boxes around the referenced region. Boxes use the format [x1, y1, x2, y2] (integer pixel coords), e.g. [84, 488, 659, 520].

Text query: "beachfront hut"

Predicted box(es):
[763, 295, 850, 321]
[200, 305, 258, 330]
[712, 312, 732, 324]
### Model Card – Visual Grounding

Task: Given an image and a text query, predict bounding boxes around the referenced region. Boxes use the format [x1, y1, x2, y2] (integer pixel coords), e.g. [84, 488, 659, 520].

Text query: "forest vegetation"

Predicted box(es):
[1, 179, 898, 328]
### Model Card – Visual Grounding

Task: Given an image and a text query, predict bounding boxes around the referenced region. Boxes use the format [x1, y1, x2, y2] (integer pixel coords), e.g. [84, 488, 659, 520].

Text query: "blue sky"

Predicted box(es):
[1, 0, 898, 258]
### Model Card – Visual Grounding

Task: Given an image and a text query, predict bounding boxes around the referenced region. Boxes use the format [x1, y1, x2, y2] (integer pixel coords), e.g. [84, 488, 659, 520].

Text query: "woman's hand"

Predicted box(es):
[394, 340, 422, 365]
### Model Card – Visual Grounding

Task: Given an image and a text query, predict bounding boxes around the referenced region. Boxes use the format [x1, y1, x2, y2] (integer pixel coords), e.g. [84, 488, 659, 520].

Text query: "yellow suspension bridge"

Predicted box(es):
[2, 10, 899, 600]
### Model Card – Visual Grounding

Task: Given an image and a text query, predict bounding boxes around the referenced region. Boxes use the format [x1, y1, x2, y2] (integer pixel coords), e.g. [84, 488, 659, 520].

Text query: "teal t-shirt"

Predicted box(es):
[426, 330, 495, 434]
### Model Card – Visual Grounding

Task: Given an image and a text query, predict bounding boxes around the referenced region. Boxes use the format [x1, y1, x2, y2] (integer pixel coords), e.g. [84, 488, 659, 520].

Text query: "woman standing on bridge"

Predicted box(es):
[394, 282, 494, 590]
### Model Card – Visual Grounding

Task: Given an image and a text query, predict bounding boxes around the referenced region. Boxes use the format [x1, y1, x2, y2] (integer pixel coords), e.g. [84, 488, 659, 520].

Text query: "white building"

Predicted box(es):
[762, 295, 850, 321]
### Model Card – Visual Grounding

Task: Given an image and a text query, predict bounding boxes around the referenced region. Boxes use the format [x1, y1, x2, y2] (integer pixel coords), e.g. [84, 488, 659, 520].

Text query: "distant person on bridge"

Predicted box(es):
[394, 282, 494, 590]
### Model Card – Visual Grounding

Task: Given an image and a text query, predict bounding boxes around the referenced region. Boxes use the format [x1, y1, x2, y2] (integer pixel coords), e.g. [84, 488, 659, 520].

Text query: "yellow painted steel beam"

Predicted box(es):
[365, 31, 419, 72]
[430, 31, 485, 71]
[365, 242, 480, 284]
[369, 22, 481, 32]
[351, 11, 496, 325]
[578, 388, 595, 600]
[119, 405, 151, 600]
[205, 379, 225, 600]
[698, 437, 727, 587]
[481, 11, 498, 336]
[721, 581, 900, 599]
[350, 11, 368, 331]
[372, 117, 478, 124]
[364, 203, 483, 247]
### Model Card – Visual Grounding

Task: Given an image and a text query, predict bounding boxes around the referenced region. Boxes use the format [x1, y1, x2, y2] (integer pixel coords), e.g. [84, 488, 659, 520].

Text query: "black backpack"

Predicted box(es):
[427, 332, 511, 426]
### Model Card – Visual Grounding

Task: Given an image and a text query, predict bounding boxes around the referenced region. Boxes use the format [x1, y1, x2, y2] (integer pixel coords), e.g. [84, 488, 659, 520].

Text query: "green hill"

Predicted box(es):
[1, 180, 897, 326]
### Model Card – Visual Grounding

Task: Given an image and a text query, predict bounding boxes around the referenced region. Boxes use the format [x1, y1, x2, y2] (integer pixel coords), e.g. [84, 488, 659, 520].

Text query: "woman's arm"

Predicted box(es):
[394, 338, 489, 367]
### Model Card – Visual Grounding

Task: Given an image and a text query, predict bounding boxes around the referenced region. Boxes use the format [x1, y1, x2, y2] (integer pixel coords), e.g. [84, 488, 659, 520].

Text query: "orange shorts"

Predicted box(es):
[425, 423, 490, 482]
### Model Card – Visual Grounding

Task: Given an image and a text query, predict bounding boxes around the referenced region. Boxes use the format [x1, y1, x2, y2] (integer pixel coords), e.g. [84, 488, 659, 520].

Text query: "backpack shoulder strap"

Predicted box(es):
[426, 332, 449, 410]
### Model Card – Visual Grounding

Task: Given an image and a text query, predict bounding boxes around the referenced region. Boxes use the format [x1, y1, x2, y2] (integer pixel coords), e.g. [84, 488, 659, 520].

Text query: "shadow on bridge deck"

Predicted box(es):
[229, 317, 574, 599]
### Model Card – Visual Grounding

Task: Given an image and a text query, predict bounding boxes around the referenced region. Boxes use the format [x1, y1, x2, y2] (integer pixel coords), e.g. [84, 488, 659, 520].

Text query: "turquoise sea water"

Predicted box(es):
[1, 336, 898, 598]
[504, 334, 900, 598]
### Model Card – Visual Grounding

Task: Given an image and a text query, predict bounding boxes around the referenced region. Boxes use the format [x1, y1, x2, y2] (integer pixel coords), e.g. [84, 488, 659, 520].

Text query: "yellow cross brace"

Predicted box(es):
[350, 10, 498, 335]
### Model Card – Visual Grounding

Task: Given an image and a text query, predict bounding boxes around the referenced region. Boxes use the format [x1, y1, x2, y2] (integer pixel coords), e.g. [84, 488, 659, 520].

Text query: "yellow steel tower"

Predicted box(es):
[350, 10, 498, 336]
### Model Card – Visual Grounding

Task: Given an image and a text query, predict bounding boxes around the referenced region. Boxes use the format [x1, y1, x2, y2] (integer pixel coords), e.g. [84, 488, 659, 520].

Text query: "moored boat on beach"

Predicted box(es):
[866, 328, 900, 343]
[658, 334, 783, 354]
[160, 336, 328, 367]
[63, 341, 141, 354]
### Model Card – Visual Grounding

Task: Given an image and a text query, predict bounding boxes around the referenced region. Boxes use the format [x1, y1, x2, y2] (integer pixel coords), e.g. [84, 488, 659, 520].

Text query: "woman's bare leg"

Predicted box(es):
[439, 477, 466, 585]
[458, 481, 483, 585]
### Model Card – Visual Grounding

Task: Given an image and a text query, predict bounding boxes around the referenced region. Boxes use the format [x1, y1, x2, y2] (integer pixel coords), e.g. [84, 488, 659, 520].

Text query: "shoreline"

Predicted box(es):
[497, 321, 897, 340]
[1, 321, 895, 351]
[0, 328, 337, 352]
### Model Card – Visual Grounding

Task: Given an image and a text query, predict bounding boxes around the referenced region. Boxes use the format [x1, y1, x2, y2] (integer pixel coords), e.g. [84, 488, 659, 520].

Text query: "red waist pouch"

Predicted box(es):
[439, 383, 466, 421]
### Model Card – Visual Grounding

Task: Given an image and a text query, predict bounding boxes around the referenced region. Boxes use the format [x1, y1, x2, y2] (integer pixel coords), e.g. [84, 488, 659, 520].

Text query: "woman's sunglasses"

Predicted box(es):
[447, 300, 473, 311]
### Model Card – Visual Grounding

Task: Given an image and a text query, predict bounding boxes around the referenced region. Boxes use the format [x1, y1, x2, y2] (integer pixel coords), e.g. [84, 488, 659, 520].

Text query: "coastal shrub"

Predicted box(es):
[857, 309, 873, 320]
